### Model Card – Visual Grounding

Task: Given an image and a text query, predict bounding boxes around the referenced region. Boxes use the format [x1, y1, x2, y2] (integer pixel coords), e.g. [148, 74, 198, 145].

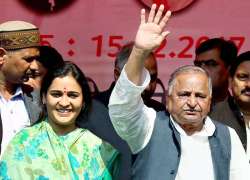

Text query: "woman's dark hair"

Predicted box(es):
[40, 61, 92, 124]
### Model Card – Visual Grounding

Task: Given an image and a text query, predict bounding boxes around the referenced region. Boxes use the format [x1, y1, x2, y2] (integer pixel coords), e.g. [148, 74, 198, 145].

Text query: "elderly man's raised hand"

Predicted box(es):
[135, 4, 171, 52]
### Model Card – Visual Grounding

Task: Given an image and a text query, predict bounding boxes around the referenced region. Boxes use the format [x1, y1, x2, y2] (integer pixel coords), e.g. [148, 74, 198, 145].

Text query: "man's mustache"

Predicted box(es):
[241, 88, 250, 94]
[183, 109, 201, 112]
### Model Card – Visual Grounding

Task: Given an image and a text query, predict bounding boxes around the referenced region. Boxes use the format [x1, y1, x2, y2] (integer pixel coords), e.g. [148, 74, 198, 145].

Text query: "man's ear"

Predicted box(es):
[0, 48, 7, 65]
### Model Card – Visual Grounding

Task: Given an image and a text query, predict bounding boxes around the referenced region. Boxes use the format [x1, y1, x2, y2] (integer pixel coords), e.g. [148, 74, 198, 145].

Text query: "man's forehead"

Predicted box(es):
[174, 72, 209, 87]
[176, 71, 206, 78]
[196, 48, 221, 59]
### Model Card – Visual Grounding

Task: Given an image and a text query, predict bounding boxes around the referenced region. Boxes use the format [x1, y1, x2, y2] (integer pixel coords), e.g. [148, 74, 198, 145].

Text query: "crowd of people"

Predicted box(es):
[0, 4, 249, 180]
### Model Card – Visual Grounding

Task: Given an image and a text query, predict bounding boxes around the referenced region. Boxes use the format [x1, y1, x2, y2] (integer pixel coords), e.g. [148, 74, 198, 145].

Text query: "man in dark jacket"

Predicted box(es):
[210, 51, 250, 163]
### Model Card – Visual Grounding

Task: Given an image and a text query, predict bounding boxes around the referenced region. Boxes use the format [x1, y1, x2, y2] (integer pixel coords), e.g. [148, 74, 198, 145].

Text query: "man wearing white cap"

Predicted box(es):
[0, 21, 42, 154]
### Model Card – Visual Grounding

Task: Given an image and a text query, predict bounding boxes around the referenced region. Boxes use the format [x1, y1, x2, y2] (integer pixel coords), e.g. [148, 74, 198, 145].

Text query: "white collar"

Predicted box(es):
[0, 86, 24, 101]
[170, 115, 215, 137]
[14, 86, 24, 97]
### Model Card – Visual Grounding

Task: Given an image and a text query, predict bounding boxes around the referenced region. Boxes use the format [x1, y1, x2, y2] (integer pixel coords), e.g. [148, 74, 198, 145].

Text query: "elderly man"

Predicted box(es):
[210, 51, 250, 163]
[109, 4, 249, 180]
[0, 21, 42, 153]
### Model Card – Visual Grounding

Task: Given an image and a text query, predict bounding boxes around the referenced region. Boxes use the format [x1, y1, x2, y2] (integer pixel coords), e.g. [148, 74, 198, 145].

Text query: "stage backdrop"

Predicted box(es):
[1, 0, 250, 93]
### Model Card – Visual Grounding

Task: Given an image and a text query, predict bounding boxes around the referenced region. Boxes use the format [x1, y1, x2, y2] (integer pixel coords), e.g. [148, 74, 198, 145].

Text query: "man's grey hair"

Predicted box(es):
[167, 65, 212, 96]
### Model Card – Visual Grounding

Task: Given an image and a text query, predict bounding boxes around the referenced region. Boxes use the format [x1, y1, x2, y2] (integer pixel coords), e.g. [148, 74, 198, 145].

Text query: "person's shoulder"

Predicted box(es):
[210, 98, 232, 120]
[17, 122, 43, 136]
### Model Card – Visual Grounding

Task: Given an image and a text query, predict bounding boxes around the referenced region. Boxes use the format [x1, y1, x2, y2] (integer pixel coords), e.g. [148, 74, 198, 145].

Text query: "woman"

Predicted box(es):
[0, 62, 118, 179]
